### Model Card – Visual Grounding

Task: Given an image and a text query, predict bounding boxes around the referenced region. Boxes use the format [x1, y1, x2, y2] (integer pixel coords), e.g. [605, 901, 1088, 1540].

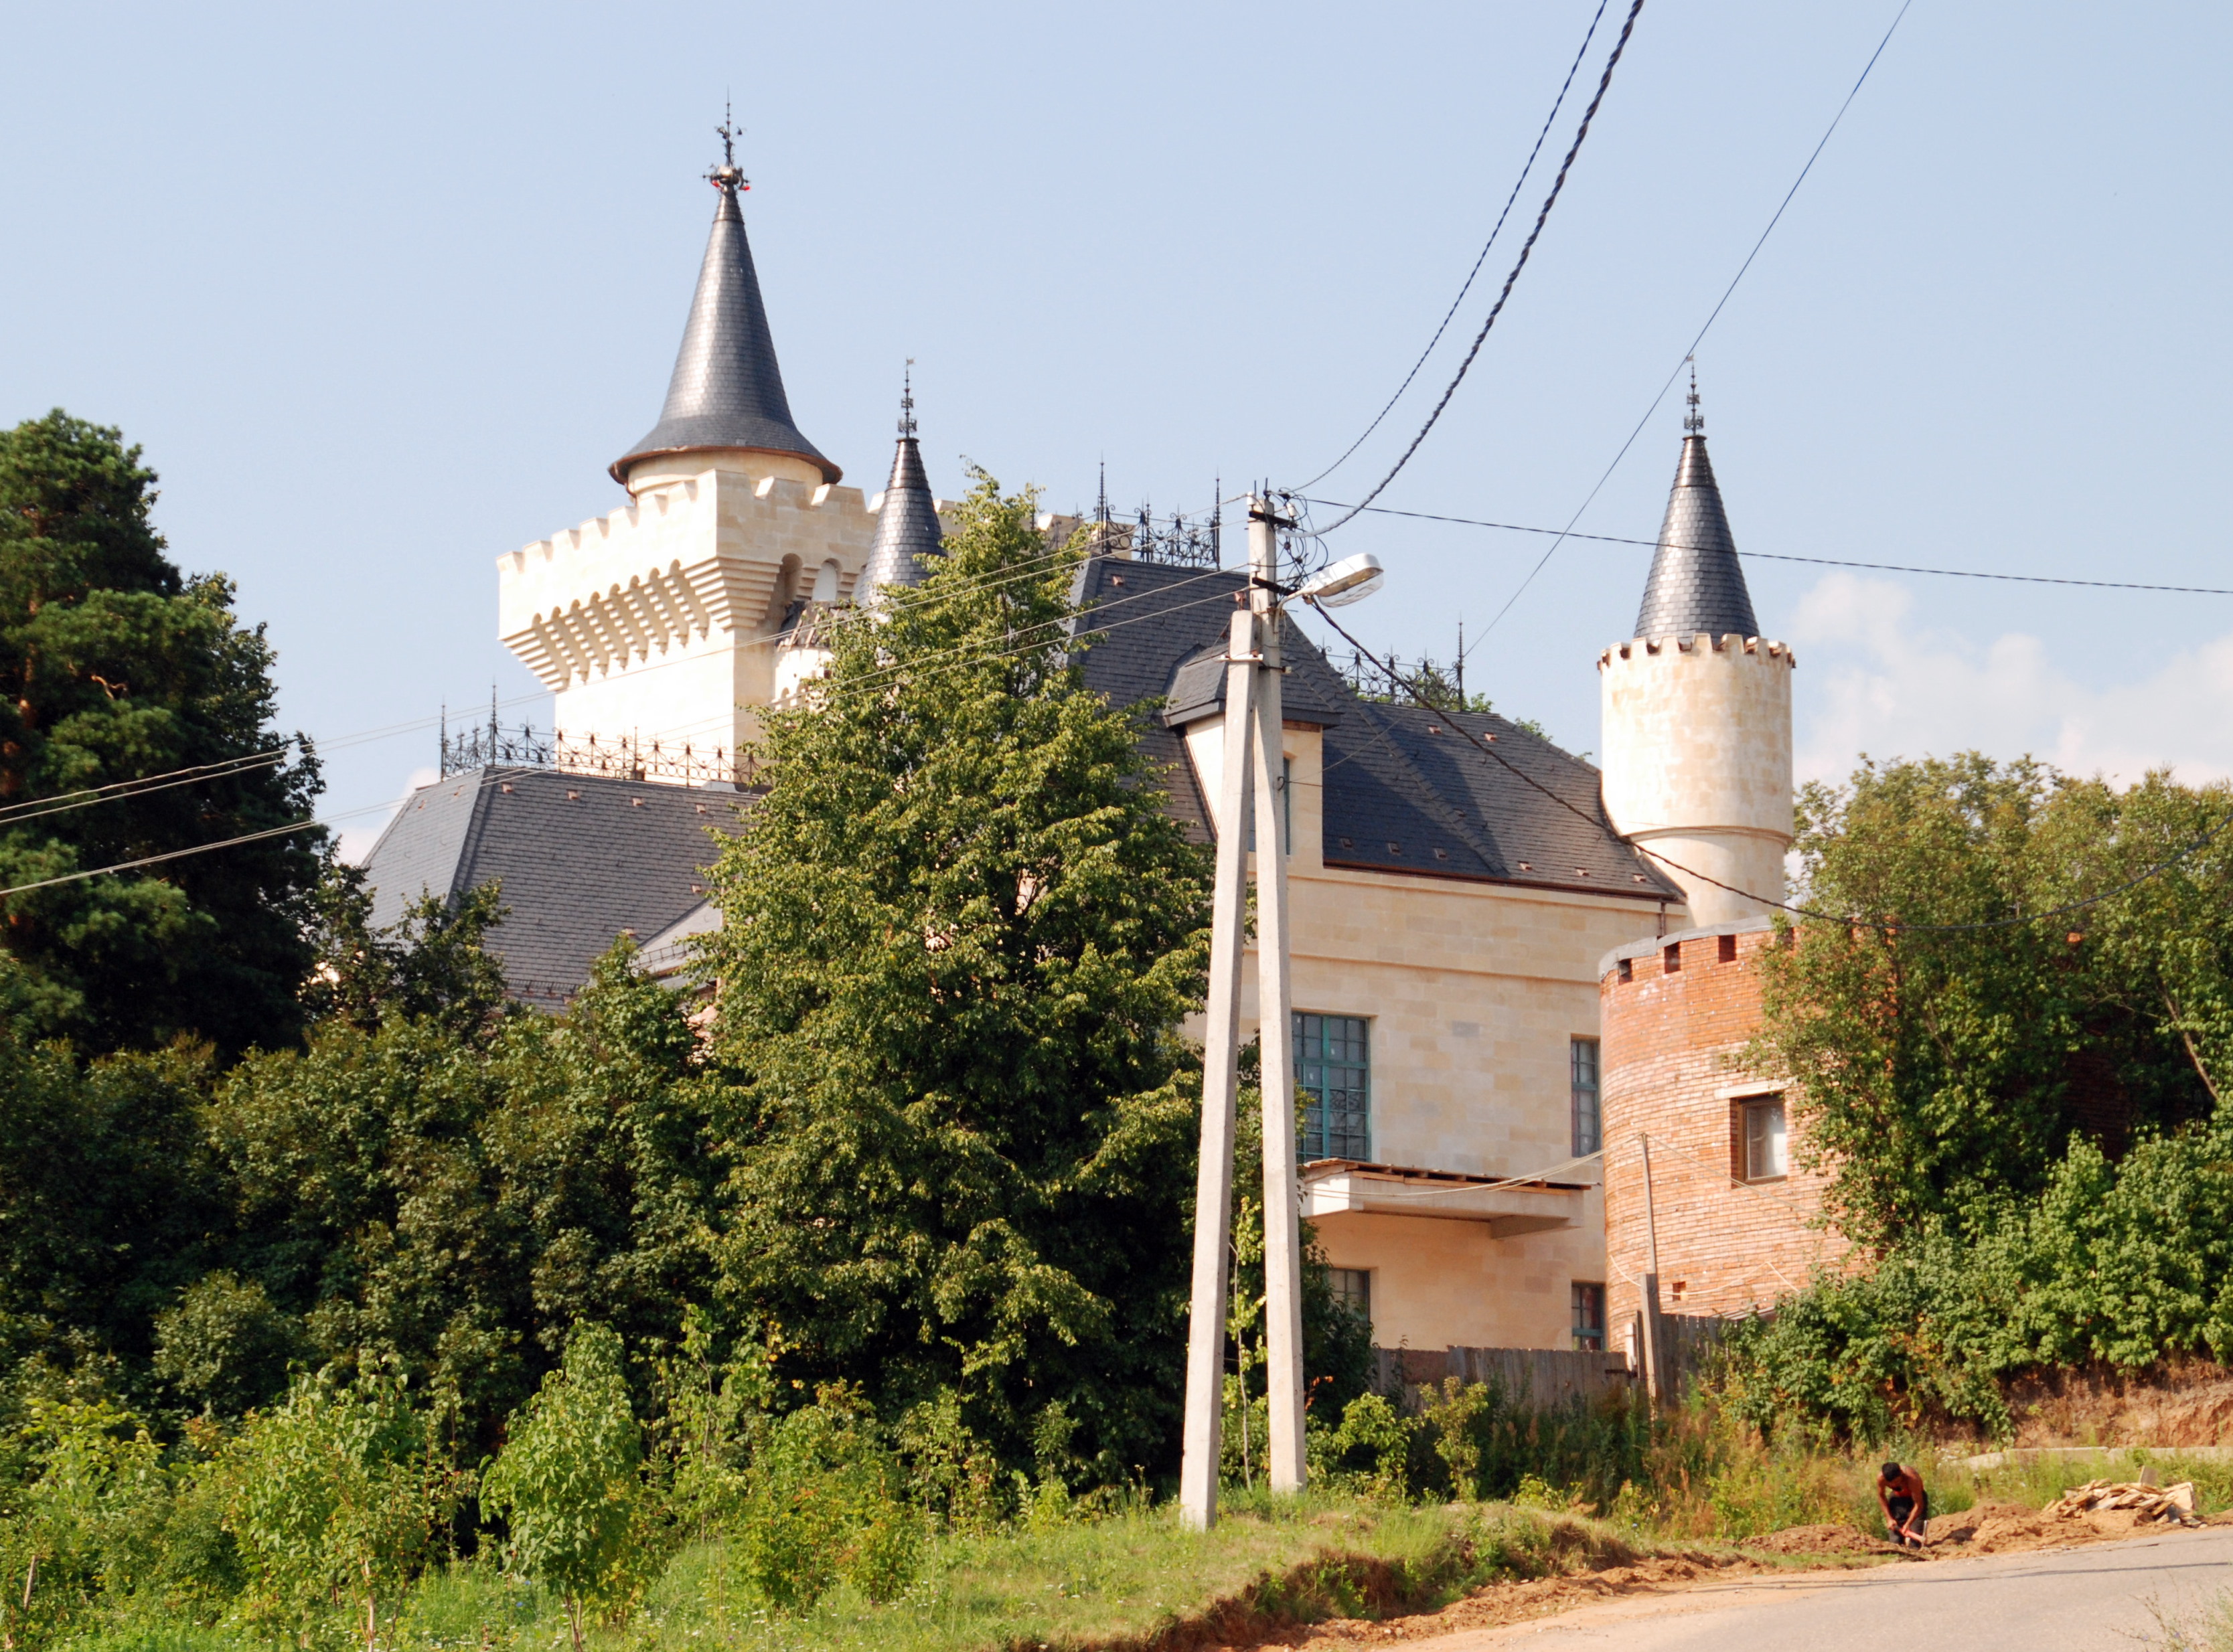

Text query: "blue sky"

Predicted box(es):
[4, 2, 2229, 852]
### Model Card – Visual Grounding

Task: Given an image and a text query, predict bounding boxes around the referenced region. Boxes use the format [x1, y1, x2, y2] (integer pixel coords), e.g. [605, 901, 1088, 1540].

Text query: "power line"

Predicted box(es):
[0, 750, 288, 829]
[1300, 592, 2233, 935]
[0, 792, 413, 902]
[1294, 0, 1612, 493]
[1300, 498, 2233, 598]
[1478, 0, 1915, 635]
[1308, 0, 1651, 534]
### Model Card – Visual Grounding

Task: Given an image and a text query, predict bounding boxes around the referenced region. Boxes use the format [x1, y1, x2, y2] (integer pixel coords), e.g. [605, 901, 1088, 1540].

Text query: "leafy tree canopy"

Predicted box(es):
[1756, 754, 2228, 1246]
[0, 411, 324, 1056]
[696, 471, 1214, 1485]
[1719, 755, 2233, 1438]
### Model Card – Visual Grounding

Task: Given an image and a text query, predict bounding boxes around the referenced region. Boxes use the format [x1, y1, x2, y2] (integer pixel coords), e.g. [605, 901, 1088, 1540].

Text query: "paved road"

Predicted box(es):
[1411, 1527, 2233, 1652]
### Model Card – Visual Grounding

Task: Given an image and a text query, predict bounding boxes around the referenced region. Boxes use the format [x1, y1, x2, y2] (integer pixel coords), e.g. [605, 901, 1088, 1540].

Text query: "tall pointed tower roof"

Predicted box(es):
[860, 368, 943, 596]
[611, 124, 838, 489]
[1632, 370, 1757, 641]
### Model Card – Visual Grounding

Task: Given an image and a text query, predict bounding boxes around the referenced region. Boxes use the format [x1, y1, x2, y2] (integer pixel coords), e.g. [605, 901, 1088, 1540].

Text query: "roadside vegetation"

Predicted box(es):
[7, 417, 2233, 1648]
[1711, 755, 2233, 1442]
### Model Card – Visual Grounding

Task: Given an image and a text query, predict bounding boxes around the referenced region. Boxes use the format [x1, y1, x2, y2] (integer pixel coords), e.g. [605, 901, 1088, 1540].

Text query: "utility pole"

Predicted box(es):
[1250, 496, 1307, 1495]
[1177, 594, 1257, 1530]
[1638, 1132, 1667, 1407]
[1178, 491, 1311, 1528]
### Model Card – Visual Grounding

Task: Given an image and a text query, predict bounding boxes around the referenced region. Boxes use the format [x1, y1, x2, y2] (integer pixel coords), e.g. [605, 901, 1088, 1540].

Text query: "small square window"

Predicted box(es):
[1617, 957, 1633, 983]
[1571, 1282, 1606, 1352]
[1717, 932, 1738, 964]
[1328, 1268, 1371, 1326]
[1740, 1096, 1788, 1181]
[1663, 942, 1682, 974]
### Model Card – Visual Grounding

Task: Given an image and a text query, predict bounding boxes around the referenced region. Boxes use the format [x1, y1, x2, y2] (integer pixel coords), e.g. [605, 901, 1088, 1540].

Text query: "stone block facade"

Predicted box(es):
[1598, 918, 1847, 1337]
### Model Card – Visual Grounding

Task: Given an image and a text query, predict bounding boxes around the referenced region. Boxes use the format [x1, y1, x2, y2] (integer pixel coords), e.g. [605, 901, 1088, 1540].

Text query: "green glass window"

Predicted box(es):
[1294, 1012, 1370, 1161]
[1570, 1282, 1606, 1352]
[1571, 1036, 1602, 1156]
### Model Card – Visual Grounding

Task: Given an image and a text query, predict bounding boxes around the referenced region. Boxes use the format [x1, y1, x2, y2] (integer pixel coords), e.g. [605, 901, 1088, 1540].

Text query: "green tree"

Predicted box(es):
[696, 471, 1213, 1485]
[220, 1366, 463, 1651]
[480, 1324, 642, 1652]
[208, 936, 718, 1449]
[1754, 755, 2220, 1245]
[0, 411, 325, 1056]
[1713, 757, 2233, 1439]
[0, 1033, 223, 1382]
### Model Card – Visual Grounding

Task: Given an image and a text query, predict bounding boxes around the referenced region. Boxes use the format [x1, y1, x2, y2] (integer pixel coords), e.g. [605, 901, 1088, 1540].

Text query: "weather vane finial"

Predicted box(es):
[708, 100, 749, 194]
[899, 359, 917, 439]
[1683, 356, 1704, 436]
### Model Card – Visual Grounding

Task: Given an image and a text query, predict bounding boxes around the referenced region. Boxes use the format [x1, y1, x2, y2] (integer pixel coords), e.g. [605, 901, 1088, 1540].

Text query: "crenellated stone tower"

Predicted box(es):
[497, 138, 943, 773]
[1597, 386, 1794, 926]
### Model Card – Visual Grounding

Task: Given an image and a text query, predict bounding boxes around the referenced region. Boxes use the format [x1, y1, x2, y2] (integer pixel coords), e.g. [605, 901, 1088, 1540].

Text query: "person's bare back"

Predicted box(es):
[1877, 1461, 1929, 1547]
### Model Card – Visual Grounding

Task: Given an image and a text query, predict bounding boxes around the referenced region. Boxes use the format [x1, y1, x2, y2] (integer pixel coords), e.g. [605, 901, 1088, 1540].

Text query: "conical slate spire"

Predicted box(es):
[859, 369, 943, 597]
[610, 146, 838, 488]
[1632, 383, 1757, 641]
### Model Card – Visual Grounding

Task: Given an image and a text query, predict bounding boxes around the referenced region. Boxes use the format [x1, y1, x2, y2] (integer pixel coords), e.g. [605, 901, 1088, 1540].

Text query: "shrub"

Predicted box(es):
[219, 1365, 463, 1651]
[480, 1325, 645, 1652]
[733, 1389, 922, 1613]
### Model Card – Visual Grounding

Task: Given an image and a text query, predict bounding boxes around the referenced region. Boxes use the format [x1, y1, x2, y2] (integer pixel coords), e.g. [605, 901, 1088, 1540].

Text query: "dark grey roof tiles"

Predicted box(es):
[860, 434, 943, 597]
[1633, 434, 1758, 642]
[1068, 557, 1678, 902]
[1160, 636, 1345, 730]
[610, 177, 838, 487]
[360, 768, 745, 1007]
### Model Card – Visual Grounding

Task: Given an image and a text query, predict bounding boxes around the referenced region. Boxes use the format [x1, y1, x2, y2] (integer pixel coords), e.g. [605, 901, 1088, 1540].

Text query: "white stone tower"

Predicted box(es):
[497, 129, 896, 776]
[1598, 385, 1794, 926]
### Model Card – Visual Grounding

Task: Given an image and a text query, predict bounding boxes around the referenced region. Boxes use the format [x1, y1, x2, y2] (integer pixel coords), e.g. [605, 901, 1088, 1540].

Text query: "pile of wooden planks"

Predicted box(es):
[2046, 1479, 2201, 1525]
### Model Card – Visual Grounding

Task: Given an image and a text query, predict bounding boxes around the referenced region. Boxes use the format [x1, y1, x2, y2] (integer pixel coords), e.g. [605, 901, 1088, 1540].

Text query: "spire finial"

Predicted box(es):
[899, 359, 917, 439]
[1683, 355, 1704, 436]
[708, 101, 749, 194]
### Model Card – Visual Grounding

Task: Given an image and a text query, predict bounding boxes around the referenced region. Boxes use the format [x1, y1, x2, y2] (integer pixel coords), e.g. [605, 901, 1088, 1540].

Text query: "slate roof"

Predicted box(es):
[1632, 433, 1758, 642]
[860, 432, 944, 598]
[361, 768, 743, 1007]
[1068, 558, 1681, 903]
[610, 173, 838, 487]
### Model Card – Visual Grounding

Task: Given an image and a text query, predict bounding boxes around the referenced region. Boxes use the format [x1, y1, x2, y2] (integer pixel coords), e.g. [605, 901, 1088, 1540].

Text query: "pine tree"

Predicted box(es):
[697, 471, 1213, 1484]
[0, 411, 325, 1055]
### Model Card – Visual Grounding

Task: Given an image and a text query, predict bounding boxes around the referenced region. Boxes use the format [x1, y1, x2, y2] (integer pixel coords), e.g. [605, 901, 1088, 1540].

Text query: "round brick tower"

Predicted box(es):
[1598, 392, 1793, 927]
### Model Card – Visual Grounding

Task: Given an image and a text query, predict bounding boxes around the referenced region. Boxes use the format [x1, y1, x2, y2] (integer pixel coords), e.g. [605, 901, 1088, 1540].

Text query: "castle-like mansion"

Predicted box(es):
[366, 151, 1820, 1364]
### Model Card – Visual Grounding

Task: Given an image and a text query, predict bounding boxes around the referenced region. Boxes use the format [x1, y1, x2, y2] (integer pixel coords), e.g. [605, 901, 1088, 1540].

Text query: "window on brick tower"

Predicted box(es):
[1570, 1282, 1606, 1351]
[1570, 1036, 1601, 1155]
[1295, 1013, 1370, 1161]
[1740, 1096, 1788, 1181]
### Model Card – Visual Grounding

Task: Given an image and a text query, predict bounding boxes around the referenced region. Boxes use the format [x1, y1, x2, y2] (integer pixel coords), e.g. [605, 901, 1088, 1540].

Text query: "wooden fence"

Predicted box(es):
[1372, 1314, 1738, 1410]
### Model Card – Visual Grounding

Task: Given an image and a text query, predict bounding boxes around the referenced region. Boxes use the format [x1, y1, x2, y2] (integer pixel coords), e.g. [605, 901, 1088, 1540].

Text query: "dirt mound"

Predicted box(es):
[1740, 1523, 1908, 1557]
[1297, 1553, 1753, 1648]
[1926, 1498, 2106, 1554]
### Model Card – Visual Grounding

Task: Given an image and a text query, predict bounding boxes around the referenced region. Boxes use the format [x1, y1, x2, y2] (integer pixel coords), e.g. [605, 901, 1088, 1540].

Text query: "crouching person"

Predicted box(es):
[1877, 1461, 1929, 1548]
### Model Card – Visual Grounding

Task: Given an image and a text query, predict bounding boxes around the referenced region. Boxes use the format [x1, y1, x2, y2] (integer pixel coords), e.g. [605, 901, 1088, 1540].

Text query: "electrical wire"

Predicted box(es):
[1478, 0, 1915, 635]
[1309, 0, 1650, 534]
[1300, 592, 2233, 936]
[1299, 498, 2233, 598]
[1294, 0, 1612, 493]
[0, 791, 415, 901]
[0, 750, 288, 829]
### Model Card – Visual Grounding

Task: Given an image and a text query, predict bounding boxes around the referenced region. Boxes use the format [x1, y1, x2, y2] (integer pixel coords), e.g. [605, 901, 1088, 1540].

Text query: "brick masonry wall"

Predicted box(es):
[1600, 927, 1849, 1333]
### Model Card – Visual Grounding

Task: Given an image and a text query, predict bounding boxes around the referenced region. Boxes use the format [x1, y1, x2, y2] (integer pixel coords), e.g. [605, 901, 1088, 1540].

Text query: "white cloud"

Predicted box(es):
[1787, 574, 2233, 788]
[337, 765, 439, 865]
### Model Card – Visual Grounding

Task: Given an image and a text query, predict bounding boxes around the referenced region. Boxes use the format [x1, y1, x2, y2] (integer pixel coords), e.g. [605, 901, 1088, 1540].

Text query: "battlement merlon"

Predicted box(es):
[498, 463, 876, 693]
